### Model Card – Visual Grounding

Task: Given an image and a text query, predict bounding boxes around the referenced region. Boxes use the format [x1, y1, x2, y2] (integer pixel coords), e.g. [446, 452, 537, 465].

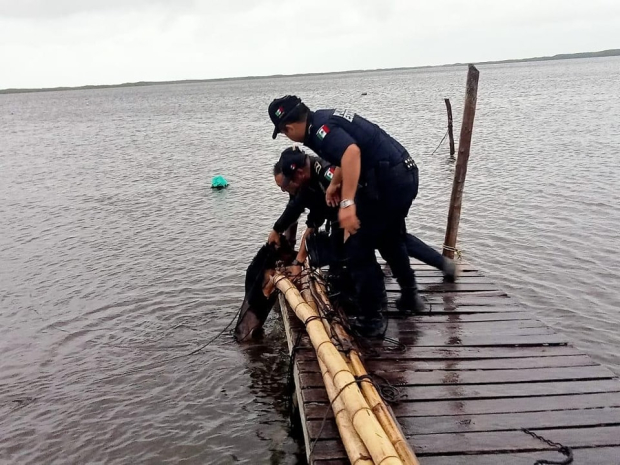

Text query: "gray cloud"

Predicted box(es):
[0, 0, 618, 89]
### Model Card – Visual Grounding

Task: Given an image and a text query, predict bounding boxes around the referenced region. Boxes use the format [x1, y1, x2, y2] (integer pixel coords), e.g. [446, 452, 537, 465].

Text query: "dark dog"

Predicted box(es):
[234, 238, 296, 342]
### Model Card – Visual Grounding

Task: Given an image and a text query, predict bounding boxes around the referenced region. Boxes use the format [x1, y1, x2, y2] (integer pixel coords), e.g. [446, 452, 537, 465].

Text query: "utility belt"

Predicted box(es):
[360, 154, 417, 200]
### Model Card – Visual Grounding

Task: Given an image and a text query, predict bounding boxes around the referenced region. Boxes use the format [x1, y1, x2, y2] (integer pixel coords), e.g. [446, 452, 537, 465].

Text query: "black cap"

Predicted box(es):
[279, 146, 306, 186]
[268, 95, 302, 139]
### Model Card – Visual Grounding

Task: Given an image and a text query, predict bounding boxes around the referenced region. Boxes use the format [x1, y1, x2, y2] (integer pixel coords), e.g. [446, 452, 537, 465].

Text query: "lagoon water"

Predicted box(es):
[1, 56, 619, 464]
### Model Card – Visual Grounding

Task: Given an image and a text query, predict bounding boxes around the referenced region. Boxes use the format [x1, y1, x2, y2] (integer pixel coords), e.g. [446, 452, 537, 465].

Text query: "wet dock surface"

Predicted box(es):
[281, 260, 620, 464]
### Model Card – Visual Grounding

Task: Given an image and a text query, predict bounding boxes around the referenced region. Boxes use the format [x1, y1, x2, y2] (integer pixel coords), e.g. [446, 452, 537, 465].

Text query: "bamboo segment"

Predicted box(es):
[310, 277, 420, 465]
[350, 352, 420, 465]
[273, 274, 402, 465]
[318, 358, 373, 465]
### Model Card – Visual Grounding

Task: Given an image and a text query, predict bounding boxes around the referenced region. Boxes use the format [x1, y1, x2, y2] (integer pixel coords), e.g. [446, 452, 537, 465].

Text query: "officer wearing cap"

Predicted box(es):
[268, 146, 341, 272]
[268, 95, 424, 337]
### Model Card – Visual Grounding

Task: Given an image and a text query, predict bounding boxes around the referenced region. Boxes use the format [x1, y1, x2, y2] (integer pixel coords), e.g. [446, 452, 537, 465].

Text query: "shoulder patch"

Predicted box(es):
[324, 166, 335, 181]
[316, 125, 330, 140]
[333, 109, 355, 122]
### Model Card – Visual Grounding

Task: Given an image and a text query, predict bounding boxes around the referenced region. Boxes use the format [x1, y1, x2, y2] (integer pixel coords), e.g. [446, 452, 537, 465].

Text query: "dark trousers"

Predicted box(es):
[344, 165, 418, 317]
[405, 234, 445, 271]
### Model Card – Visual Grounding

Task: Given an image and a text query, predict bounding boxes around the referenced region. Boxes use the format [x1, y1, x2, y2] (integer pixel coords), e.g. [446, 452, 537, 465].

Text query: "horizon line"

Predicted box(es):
[1, 47, 618, 95]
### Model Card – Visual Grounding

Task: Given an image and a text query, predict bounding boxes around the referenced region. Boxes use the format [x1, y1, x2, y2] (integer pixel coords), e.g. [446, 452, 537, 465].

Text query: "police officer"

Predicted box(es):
[268, 95, 425, 336]
[267, 146, 341, 273]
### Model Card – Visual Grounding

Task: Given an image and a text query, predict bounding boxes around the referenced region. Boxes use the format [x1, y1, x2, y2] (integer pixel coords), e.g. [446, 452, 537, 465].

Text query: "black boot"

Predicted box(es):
[350, 312, 388, 339]
[442, 257, 456, 283]
[396, 287, 426, 315]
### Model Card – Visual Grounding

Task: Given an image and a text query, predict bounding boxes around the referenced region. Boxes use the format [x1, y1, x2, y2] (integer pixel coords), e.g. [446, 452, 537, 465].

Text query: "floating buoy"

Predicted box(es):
[211, 175, 229, 190]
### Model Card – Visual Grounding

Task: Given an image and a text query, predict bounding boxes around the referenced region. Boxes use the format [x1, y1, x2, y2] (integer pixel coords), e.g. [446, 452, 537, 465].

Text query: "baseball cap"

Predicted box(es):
[268, 95, 302, 139]
[278, 146, 307, 187]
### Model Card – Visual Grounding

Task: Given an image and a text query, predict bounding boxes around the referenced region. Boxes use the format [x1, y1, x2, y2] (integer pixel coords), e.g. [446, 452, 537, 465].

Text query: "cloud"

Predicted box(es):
[0, 0, 618, 89]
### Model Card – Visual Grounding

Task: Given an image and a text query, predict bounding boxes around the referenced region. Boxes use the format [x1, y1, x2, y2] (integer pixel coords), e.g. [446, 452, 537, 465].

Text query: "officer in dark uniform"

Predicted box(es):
[267, 146, 342, 273]
[268, 95, 425, 336]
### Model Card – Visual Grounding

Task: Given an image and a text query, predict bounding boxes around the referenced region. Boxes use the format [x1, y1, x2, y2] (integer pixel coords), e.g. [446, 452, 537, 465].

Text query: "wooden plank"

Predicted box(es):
[387, 276, 495, 284]
[307, 407, 620, 439]
[384, 325, 556, 338]
[292, 332, 569, 349]
[299, 365, 615, 389]
[387, 303, 521, 313]
[279, 295, 313, 464]
[390, 293, 510, 306]
[314, 447, 620, 465]
[305, 392, 620, 420]
[297, 355, 599, 374]
[302, 379, 620, 403]
[294, 345, 583, 361]
[400, 407, 620, 435]
[386, 313, 533, 322]
[416, 447, 620, 465]
[311, 426, 620, 459]
[387, 282, 500, 293]
[389, 320, 548, 331]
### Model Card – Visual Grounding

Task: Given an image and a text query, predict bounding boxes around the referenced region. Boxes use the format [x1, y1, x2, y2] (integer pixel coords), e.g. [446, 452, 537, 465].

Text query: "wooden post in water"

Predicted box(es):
[443, 65, 480, 259]
[444, 98, 456, 157]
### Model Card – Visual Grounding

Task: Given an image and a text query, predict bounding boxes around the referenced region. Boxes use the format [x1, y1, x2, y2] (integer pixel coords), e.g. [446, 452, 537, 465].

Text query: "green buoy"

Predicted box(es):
[211, 175, 229, 190]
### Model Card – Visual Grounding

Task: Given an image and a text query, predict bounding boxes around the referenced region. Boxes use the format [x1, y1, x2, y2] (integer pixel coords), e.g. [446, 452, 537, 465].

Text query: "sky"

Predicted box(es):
[0, 0, 619, 89]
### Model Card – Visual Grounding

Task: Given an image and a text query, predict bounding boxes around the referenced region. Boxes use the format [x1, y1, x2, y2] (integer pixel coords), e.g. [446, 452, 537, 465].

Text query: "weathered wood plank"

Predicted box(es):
[389, 320, 548, 331]
[386, 282, 500, 293]
[387, 276, 495, 284]
[384, 325, 556, 338]
[311, 426, 620, 459]
[307, 407, 620, 438]
[299, 365, 615, 389]
[294, 345, 583, 361]
[314, 447, 620, 465]
[297, 355, 599, 374]
[302, 379, 620, 403]
[304, 392, 620, 420]
[292, 331, 569, 349]
[417, 447, 620, 465]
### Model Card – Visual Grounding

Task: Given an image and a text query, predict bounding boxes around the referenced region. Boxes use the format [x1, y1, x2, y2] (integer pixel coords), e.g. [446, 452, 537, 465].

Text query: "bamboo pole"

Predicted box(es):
[274, 273, 402, 465]
[443, 64, 480, 259]
[310, 278, 420, 465]
[318, 358, 374, 465]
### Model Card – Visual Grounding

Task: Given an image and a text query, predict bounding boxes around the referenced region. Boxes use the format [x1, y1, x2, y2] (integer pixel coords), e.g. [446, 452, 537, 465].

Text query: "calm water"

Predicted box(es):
[1, 57, 619, 464]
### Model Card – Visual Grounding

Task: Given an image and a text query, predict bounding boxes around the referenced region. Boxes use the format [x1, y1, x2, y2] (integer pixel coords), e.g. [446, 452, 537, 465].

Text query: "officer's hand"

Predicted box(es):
[287, 265, 303, 283]
[339, 205, 360, 235]
[267, 229, 281, 246]
[326, 184, 341, 207]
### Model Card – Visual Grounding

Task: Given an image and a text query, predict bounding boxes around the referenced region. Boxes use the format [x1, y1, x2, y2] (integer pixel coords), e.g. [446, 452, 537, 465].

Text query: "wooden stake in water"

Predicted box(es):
[444, 98, 456, 157]
[443, 64, 480, 259]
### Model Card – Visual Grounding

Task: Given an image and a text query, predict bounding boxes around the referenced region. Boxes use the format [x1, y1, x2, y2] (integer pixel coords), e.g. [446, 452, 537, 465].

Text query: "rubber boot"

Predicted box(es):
[442, 257, 456, 283]
[396, 287, 426, 315]
[350, 312, 388, 339]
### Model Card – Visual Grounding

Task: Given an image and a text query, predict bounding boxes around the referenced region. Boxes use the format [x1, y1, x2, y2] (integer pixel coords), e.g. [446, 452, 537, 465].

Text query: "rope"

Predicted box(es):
[442, 244, 463, 260]
[522, 429, 574, 465]
[430, 129, 449, 156]
[309, 373, 404, 458]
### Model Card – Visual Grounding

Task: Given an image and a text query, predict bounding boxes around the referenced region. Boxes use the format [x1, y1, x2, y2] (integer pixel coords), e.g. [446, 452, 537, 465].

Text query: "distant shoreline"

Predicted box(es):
[1, 48, 618, 95]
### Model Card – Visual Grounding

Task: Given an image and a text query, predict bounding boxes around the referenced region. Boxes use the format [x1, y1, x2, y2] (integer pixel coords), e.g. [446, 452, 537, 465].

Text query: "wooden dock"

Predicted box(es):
[281, 259, 620, 464]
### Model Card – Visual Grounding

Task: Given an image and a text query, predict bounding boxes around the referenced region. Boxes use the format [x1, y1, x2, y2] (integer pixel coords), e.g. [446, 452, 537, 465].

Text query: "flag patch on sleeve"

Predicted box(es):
[324, 166, 335, 181]
[316, 125, 330, 140]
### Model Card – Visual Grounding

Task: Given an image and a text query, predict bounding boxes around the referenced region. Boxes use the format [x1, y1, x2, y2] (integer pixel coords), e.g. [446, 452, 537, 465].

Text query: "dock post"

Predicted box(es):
[444, 98, 456, 157]
[443, 64, 480, 259]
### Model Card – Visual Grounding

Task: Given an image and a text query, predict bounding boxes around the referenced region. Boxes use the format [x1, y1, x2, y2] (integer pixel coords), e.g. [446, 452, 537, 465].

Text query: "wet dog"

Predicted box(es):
[234, 238, 296, 342]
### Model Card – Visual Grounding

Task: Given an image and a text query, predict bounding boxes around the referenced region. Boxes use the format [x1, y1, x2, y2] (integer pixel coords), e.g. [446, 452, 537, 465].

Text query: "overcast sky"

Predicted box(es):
[1, 0, 618, 89]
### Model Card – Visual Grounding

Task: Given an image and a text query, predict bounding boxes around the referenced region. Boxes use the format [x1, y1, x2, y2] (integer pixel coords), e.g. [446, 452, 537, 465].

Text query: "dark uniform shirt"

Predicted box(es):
[273, 156, 338, 233]
[303, 109, 410, 179]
